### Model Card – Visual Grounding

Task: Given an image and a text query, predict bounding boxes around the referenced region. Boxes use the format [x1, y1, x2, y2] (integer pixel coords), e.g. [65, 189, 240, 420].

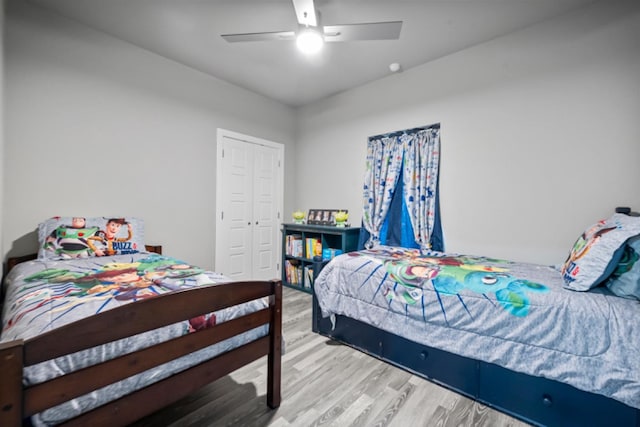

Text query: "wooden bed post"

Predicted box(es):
[0, 340, 24, 427]
[267, 279, 282, 409]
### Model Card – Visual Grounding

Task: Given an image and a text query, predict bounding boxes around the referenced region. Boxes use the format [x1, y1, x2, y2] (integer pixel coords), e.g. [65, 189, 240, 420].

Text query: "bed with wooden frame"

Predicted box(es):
[0, 245, 282, 426]
[311, 238, 640, 427]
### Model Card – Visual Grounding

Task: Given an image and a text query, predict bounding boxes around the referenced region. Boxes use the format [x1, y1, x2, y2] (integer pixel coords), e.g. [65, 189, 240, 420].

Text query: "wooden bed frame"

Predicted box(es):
[0, 246, 282, 426]
[311, 260, 639, 427]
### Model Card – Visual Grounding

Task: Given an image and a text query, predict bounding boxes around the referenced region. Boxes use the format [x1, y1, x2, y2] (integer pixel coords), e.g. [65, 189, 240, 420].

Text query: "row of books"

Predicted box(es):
[284, 260, 315, 288]
[305, 238, 322, 259]
[285, 234, 304, 257]
[304, 266, 314, 288]
[284, 260, 302, 285]
[285, 234, 323, 259]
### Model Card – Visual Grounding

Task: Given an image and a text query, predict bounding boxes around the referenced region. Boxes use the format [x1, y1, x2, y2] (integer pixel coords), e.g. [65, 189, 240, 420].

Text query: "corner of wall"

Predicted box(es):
[1, 0, 6, 275]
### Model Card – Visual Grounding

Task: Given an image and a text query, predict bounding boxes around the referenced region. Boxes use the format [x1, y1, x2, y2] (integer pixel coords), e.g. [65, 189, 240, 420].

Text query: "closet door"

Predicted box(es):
[216, 130, 283, 281]
[252, 144, 280, 280]
[218, 135, 254, 281]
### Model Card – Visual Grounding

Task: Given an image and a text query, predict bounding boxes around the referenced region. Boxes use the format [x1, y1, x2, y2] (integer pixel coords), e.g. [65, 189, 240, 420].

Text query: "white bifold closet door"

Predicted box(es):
[215, 129, 283, 281]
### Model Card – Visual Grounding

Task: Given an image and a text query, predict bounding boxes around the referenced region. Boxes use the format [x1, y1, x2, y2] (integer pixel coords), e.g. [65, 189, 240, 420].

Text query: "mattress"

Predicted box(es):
[314, 246, 640, 410]
[1, 252, 269, 426]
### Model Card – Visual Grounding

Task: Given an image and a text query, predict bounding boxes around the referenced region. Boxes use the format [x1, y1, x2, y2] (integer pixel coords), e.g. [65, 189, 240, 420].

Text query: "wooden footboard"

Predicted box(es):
[0, 279, 282, 426]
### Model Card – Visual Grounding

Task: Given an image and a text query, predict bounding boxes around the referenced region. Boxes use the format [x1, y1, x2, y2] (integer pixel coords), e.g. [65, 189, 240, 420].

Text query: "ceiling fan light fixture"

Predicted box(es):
[296, 27, 324, 54]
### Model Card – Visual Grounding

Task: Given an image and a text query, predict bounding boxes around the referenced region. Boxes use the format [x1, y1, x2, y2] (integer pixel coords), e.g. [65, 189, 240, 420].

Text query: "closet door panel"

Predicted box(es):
[252, 144, 279, 280]
[217, 136, 254, 280]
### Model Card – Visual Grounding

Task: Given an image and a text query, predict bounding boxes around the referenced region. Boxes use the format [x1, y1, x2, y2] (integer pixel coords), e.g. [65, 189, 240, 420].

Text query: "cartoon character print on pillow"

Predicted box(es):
[605, 235, 640, 300]
[561, 213, 640, 291]
[87, 218, 134, 257]
[41, 217, 99, 259]
[38, 216, 145, 260]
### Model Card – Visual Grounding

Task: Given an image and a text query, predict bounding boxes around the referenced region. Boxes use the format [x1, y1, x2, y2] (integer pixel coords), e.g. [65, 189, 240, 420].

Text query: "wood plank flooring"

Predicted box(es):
[133, 288, 531, 427]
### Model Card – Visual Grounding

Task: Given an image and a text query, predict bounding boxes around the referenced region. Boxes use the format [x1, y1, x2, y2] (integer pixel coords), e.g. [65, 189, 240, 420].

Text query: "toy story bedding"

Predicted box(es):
[37, 216, 147, 260]
[0, 252, 270, 426]
[313, 246, 640, 410]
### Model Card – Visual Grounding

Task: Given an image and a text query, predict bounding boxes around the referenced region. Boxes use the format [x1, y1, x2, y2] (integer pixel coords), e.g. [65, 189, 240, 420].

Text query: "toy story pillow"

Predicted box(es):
[38, 216, 145, 260]
[561, 213, 640, 291]
[605, 235, 640, 300]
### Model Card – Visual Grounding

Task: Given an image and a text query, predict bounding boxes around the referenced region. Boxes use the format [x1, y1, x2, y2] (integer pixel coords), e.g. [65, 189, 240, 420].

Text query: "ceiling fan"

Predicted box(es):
[221, 0, 402, 54]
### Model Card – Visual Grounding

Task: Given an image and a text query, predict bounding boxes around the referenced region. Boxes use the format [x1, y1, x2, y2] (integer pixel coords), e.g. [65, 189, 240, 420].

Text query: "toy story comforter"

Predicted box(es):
[0, 252, 269, 426]
[314, 246, 640, 410]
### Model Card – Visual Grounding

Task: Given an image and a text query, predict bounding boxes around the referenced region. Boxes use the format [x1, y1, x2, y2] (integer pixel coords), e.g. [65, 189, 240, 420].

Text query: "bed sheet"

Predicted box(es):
[0, 252, 269, 426]
[314, 246, 640, 410]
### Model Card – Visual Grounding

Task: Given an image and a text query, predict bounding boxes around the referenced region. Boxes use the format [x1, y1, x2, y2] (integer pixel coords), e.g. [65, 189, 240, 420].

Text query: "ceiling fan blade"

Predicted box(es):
[292, 0, 317, 27]
[221, 31, 296, 43]
[323, 21, 402, 42]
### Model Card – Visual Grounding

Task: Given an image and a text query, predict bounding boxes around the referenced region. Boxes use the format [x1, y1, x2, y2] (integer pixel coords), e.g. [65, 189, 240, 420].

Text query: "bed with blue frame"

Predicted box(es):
[312, 213, 640, 427]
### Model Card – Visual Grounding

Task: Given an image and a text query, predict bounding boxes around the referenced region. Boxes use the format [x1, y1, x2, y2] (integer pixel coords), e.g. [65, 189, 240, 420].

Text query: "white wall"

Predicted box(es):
[3, 1, 296, 269]
[4, 0, 639, 270]
[296, 0, 640, 265]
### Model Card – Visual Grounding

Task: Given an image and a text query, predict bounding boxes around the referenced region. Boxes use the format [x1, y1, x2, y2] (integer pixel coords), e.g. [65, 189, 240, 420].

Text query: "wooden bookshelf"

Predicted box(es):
[281, 223, 360, 293]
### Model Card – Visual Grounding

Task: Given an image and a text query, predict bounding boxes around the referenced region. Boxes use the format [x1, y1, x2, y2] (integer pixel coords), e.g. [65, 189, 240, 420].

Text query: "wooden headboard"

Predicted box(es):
[5, 245, 163, 273]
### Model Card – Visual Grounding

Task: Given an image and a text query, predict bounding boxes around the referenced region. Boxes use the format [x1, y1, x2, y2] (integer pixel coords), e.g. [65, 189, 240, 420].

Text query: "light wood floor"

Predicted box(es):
[134, 287, 531, 427]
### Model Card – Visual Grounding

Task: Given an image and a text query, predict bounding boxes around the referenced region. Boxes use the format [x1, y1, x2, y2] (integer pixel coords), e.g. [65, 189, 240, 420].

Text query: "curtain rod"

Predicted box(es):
[369, 123, 440, 140]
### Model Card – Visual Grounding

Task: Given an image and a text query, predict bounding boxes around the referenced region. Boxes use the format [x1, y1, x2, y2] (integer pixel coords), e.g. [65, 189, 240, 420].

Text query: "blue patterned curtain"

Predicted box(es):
[403, 127, 441, 250]
[362, 136, 404, 248]
[362, 124, 441, 251]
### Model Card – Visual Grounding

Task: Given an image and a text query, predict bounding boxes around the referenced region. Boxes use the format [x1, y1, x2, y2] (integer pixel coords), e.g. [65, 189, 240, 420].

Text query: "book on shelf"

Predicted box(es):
[284, 260, 303, 285]
[284, 260, 291, 283]
[305, 237, 322, 259]
[303, 265, 314, 288]
[285, 234, 303, 257]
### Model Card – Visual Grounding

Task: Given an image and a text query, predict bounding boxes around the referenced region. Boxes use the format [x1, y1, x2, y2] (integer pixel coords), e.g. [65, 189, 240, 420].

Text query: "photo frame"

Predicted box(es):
[307, 209, 348, 226]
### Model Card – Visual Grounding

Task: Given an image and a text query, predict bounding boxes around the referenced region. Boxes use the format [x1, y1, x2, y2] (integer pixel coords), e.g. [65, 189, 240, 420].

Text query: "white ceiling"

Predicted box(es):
[27, 0, 597, 107]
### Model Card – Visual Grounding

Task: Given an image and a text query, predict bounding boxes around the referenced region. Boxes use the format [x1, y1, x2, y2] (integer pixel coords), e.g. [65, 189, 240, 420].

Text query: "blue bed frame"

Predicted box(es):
[311, 263, 639, 427]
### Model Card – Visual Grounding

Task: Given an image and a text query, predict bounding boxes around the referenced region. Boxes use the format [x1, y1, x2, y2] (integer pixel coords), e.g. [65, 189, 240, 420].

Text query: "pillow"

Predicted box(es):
[561, 213, 640, 291]
[605, 235, 640, 300]
[38, 216, 145, 260]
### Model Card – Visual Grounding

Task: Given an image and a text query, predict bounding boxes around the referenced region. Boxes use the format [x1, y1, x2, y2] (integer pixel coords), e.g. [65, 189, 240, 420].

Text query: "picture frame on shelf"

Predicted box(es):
[307, 209, 348, 226]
